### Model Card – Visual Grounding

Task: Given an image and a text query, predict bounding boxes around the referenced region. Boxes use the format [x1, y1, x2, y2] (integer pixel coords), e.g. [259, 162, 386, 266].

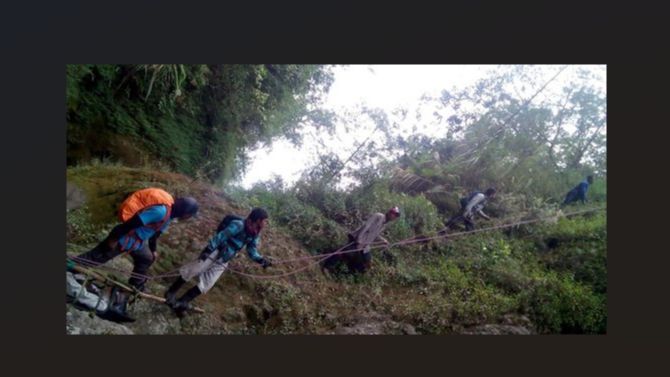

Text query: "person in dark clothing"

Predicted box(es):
[562, 175, 594, 206]
[443, 188, 496, 232]
[66, 270, 136, 323]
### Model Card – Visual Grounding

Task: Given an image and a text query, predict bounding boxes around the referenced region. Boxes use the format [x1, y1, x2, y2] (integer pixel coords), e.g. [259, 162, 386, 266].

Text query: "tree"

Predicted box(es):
[66, 64, 335, 183]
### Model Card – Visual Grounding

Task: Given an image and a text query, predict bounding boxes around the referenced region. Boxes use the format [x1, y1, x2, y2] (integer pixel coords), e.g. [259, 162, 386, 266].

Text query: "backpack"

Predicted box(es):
[217, 214, 245, 233]
[216, 214, 252, 252]
[118, 188, 174, 222]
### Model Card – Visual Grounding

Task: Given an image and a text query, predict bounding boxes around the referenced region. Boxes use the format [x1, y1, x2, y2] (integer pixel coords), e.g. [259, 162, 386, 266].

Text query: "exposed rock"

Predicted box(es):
[334, 322, 386, 335]
[461, 324, 532, 335]
[400, 323, 418, 335]
[221, 307, 245, 322]
[66, 181, 86, 211]
[67, 291, 224, 335]
[324, 313, 338, 323]
[66, 306, 133, 335]
[331, 313, 417, 335]
[125, 299, 182, 334]
[501, 314, 532, 327]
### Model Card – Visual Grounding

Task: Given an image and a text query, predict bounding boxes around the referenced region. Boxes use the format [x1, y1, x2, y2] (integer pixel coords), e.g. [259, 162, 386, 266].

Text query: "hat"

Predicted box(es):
[172, 197, 199, 218]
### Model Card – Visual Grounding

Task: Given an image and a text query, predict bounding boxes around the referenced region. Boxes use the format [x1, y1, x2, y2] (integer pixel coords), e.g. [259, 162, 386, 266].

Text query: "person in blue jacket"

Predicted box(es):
[562, 175, 594, 206]
[164, 207, 272, 317]
[72, 196, 199, 321]
[74, 196, 199, 291]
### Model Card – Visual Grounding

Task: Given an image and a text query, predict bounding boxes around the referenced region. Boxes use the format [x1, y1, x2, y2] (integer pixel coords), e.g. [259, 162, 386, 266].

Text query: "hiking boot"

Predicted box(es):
[173, 301, 192, 318]
[164, 291, 177, 308]
[104, 287, 135, 322]
[98, 305, 136, 323]
[172, 286, 201, 318]
[164, 277, 186, 308]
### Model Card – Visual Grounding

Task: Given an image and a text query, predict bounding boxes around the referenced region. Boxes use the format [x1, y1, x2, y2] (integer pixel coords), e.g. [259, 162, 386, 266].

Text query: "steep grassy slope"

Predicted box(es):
[66, 163, 606, 334]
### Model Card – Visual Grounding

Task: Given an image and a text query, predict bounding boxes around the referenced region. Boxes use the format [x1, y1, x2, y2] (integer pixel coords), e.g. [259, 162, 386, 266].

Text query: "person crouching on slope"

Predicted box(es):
[72, 188, 198, 320]
[444, 188, 496, 232]
[561, 175, 594, 206]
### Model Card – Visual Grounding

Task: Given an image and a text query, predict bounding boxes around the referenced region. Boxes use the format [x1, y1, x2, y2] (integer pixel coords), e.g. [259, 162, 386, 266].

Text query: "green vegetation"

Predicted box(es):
[66, 65, 606, 334]
[67, 64, 334, 183]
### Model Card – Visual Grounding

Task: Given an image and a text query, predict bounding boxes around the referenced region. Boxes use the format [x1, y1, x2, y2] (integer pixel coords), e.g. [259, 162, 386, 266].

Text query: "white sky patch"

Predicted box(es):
[238, 65, 606, 189]
[324, 65, 486, 111]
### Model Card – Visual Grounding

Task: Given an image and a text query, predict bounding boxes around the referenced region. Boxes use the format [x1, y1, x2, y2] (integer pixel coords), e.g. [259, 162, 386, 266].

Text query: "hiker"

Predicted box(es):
[321, 206, 401, 275]
[66, 269, 136, 323]
[443, 188, 496, 232]
[163, 208, 272, 317]
[562, 175, 594, 206]
[73, 188, 198, 319]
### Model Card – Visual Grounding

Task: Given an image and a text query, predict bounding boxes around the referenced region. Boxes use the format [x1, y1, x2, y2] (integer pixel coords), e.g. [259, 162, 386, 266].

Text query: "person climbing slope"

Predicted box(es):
[72, 188, 198, 320]
[163, 207, 272, 317]
[321, 206, 401, 275]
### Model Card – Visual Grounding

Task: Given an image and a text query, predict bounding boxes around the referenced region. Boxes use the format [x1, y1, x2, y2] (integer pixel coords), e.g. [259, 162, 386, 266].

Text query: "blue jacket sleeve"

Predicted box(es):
[246, 237, 263, 262]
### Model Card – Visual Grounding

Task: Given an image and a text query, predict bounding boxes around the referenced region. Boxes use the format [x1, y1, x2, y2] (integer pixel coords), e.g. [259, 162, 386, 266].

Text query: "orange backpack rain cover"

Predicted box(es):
[118, 188, 175, 222]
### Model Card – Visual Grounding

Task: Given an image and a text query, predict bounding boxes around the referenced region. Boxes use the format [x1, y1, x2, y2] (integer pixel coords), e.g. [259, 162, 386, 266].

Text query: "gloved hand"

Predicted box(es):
[259, 258, 272, 269]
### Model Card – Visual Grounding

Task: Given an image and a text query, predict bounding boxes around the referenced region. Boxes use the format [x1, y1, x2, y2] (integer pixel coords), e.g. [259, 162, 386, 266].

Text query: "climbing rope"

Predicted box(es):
[67, 206, 605, 282]
[225, 206, 606, 279]
[67, 255, 183, 280]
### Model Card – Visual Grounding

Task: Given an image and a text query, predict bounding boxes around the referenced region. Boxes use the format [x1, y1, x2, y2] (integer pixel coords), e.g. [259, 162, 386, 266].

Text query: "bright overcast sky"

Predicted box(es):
[238, 65, 605, 189]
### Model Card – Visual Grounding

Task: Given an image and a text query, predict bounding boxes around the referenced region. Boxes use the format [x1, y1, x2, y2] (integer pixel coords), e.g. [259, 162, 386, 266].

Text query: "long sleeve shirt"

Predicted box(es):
[349, 213, 388, 253]
[206, 219, 263, 263]
[563, 180, 590, 204]
[575, 181, 590, 203]
[464, 193, 489, 219]
[117, 205, 172, 252]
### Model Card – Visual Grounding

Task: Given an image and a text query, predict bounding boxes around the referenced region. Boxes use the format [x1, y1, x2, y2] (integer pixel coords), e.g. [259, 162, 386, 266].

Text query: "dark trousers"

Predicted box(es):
[321, 241, 371, 274]
[346, 249, 372, 273]
[76, 238, 155, 291]
[562, 188, 584, 206]
[445, 214, 475, 231]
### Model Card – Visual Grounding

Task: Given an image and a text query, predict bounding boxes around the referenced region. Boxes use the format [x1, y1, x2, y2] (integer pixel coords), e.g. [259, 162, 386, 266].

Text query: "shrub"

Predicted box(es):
[520, 271, 606, 334]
